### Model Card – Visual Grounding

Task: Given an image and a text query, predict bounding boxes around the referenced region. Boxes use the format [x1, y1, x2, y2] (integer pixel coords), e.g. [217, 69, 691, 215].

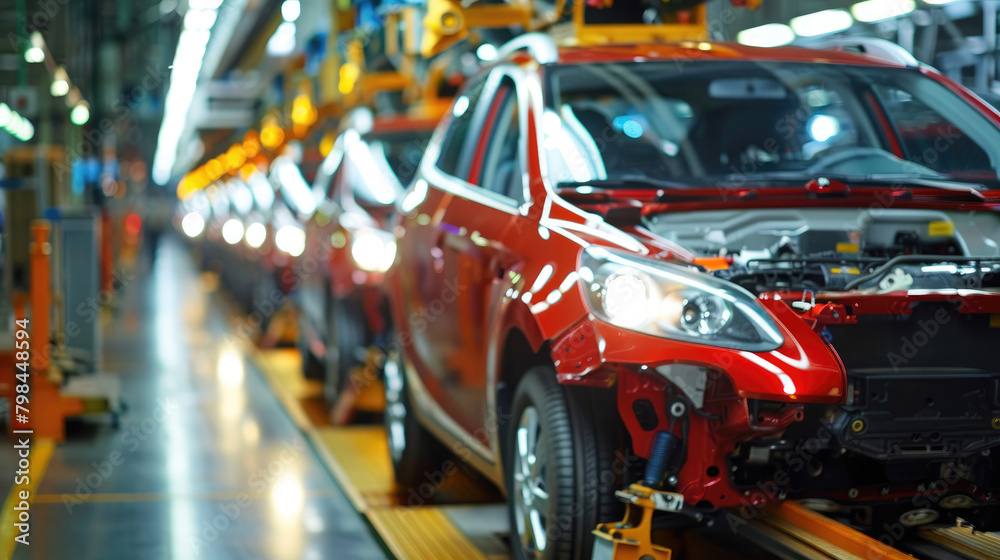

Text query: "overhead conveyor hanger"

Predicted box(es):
[418, 0, 710, 58]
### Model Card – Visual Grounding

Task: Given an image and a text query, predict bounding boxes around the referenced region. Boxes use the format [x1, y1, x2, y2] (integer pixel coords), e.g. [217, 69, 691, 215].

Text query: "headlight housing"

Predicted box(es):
[275, 225, 305, 257]
[350, 227, 397, 272]
[581, 247, 783, 351]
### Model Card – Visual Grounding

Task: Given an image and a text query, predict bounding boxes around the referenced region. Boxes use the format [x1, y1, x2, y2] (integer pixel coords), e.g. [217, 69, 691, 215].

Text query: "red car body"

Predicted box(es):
[385, 37, 1000, 558]
[297, 112, 437, 398]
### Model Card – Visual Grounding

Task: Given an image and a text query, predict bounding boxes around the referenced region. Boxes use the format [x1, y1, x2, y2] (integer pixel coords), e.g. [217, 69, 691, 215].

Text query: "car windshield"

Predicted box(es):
[544, 60, 1000, 189]
[366, 129, 433, 187]
[318, 128, 433, 207]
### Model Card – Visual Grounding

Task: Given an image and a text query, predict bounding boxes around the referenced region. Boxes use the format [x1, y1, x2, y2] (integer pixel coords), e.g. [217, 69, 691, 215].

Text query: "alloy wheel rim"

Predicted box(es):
[383, 355, 406, 463]
[512, 405, 549, 557]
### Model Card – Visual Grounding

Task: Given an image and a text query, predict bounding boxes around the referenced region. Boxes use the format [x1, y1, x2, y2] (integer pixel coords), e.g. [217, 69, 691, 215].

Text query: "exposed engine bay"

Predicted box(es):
[643, 207, 1000, 529]
[644, 207, 1000, 293]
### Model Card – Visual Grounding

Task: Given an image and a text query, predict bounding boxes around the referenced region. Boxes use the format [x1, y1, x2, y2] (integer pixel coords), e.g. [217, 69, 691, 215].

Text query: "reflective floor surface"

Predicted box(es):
[7, 236, 388, 560]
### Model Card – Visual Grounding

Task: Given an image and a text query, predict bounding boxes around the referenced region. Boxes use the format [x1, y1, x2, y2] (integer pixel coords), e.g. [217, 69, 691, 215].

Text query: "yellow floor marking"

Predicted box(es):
[313, 426, 401, 512]
[368, 507, 489, 560]
[1, 439, 55, 559]
[254, 348, 323, 401]
[252, 349, 504, 560]
[253, 348, 317, 432]
[31, 488, 340, 504]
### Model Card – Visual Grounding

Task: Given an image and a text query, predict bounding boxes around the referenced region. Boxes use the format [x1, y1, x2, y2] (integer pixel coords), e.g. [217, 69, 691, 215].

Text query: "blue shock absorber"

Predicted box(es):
[643, 431, 681, 488]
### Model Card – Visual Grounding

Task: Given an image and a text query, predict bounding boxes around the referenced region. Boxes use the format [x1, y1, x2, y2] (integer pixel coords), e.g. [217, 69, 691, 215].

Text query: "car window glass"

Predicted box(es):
[436, 77, 488, 177]
[475, 78, 524, 204]
[873, 84, 993, 177]
[368, 129, 433, 187]
[546, 62, 1000, 187]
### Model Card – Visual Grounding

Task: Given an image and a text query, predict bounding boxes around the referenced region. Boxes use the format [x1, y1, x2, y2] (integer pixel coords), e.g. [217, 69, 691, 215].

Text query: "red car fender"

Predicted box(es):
[494, 297, 548, 355]
[552, 300, 845, 404]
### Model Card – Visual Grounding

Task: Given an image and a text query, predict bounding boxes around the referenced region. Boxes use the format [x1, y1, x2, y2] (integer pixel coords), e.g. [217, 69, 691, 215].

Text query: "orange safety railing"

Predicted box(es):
[23, 221, 83, 440]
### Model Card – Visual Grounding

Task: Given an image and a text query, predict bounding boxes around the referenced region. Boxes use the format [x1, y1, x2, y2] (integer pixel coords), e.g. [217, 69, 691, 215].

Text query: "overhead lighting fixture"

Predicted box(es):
[0, 103, 33, 142]
[71, 101, 90, 125]
[922, 0, 957, 3]
[791, 9, 854, 37]
[281, 0, 301, 22]
[25, 46, 44, 63]
[338, 62, 360, 94]
[275, 225, 305, 257]
[189, 0, 223, 8]
[181, 212, 205, 238]
[266, 21, 296, 56]
[51, 66, 70, 97]
[476, 43, 497, 61]
[14, 120, 34, 141]
[184, 8, 218, 30]
[851, 0, 915, 23]
[736, 23, 796, 48]
[25, 31, 45, 63]
[222, 219, 245, 245]
[245, 222, 266, 248]
[152, 0, 222, 186]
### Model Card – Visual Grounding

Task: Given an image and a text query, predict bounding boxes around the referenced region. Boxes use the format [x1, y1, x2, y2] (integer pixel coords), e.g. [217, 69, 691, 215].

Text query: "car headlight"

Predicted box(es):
[275, 225, 305, 257]
[245, 222, 266, 248]
[581, 247, 783, 351]
[222, 219, 244, 245]
[350, 228, 397, 272]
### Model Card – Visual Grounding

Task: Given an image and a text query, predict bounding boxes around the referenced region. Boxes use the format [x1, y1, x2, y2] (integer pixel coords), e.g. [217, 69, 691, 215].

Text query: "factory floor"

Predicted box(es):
[3, 236, 389, 560]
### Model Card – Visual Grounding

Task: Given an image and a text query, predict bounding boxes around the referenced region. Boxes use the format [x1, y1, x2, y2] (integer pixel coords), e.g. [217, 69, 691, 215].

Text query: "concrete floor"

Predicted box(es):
[8, 236, 388, 560]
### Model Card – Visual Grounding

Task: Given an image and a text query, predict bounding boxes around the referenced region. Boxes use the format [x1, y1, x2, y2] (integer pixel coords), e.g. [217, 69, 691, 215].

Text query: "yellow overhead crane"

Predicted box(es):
[418, 0, 711, 57]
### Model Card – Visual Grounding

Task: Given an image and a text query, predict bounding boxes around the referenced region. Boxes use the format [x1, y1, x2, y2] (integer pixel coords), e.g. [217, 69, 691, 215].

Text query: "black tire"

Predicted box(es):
[505, 366, 624, 560]
[298, 334, 325, 381]
[325, 295, 366, 404]
[298, 284, 328, 381]
[383, 348, 450, 489]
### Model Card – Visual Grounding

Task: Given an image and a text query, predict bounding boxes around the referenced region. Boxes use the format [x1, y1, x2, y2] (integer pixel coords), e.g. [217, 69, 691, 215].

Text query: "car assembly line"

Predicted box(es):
[5, 0, 1000, 559]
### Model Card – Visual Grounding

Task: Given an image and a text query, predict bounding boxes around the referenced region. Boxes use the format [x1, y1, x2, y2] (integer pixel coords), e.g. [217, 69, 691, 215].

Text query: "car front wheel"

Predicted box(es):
[505, 366, 624, 560]
[384, 348, 449, 488]
[325, 295, 366, 404]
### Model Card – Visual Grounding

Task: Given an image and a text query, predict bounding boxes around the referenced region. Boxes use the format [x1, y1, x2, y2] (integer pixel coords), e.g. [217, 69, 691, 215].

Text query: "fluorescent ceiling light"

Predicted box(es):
[245, 222, 266, 248]
[851, 0, 915, 23]
[151, 1, 220, 186]
[14, 120, 34, 141]
[276, 159, 316, 215]
[736, 24, 796, 48]
[50, 80, 69, 96]
[181, 212, 205, 237]
[51, 66, 69, 96]
[25, 47, 44, 63]
[266, 22, 296, 56]
[281, 0, 300, 22]
[71, 102, 90, 125]
[222, 219, 244, 245]
[184, 9, 217, 31]
[476, 43, 497, 61]
[26, 32, 45, 62]
[791, 9, 854, 37]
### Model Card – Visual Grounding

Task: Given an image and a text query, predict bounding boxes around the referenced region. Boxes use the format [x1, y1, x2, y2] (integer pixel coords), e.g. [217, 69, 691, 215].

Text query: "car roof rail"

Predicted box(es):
[495, 32, 559, 64]
[813, 36, 919, 67]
